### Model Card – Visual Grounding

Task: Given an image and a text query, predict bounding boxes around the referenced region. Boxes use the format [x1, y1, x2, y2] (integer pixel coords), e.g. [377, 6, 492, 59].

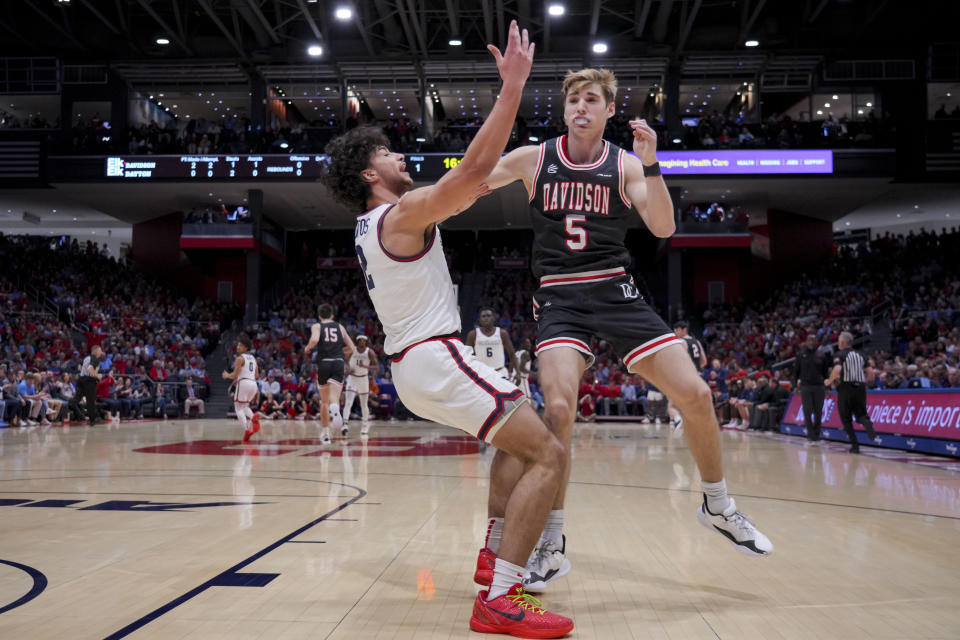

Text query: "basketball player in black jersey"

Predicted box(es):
[304, 303, 355, 444]
[484, 67, 772, 589]
[666, 320, 707, 431]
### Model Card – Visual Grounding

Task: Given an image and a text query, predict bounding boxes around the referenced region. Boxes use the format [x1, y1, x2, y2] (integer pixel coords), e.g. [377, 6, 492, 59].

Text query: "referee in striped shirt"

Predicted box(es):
[825, 332, 877, 453]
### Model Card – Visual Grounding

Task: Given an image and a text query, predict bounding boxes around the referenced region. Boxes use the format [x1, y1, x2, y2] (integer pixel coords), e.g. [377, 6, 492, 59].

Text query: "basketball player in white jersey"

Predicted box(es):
[482, 67, 773, 590]
[515, 338, 533, 398]
[221, 334, 260, 443]
[305, 304, 355, 444]
[466, 307, 519, 379]
[344, 334, 378, 435]
[322, 22, 573, 637]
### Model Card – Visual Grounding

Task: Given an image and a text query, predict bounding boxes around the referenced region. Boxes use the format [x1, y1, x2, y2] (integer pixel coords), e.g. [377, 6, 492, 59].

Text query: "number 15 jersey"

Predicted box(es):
[354, 203, 461, 356]
[530, 135, 636, 279]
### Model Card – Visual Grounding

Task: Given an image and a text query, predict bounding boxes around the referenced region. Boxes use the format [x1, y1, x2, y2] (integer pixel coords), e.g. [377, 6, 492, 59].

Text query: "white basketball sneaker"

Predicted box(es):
[320, 427, 332, 445]
[522, 535, 571, 592]
[697, 496, 773, 557]
[360, 420, 370, 435]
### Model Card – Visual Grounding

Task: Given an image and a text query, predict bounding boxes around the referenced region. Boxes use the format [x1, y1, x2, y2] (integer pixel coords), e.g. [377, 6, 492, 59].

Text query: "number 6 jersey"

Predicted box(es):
[530, 135, 635, 279]
[354, 203, 461, 356]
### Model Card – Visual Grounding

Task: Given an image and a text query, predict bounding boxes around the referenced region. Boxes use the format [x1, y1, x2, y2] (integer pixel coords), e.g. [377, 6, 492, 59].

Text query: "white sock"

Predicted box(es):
[542, 509, 563, 547]
[702, 479, 732, 514]
[485, 517, 504, 554]
[359, 394, 370, 421]
[234, 403, 248, 429]
[487, 558, 523, 601]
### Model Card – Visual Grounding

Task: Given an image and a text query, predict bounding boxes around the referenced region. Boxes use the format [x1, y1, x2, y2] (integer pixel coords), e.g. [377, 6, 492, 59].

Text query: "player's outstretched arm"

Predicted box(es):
[305, 323, 320, 353]
[465, 329, 477, 353]
[340, 324, 356, 358]
[502, 331, 519, 376]
[483, 145, 540, 193]
[390, 20, 534, 231]
[624, 118, 675, 237]
[222, 355, 243, 381]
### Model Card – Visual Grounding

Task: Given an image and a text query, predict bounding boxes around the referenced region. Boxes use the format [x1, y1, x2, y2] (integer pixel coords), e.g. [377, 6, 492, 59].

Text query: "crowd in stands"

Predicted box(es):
[184, 205, 250, 225]
[0, 234, 237, 427]
[3, 220, 958, 430]
[26, 102, 897, 156]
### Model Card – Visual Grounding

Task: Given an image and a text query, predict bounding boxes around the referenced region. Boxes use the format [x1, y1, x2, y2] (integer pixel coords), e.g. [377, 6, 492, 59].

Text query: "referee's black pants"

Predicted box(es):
[800, 385, 825, 441]
[77, 376, 99, 425]
[837, 382, 876, 448]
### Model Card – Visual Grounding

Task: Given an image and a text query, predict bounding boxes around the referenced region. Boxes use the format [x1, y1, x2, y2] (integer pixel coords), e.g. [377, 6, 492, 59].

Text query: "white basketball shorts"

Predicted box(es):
[391, 336, 526, 442]
[346, 374, 370, 394]
[235, 379, 259, 404]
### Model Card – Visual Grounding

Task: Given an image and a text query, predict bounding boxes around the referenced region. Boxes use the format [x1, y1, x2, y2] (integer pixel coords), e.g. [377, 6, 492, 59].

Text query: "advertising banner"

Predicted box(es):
[658, 150, 833, 175]
[780, 390, 960, 457]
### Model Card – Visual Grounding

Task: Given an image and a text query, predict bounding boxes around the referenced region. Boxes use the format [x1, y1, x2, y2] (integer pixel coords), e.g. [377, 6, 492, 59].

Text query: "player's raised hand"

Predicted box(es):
[487, 20, 535, 87]
[629, 118, 658, 165]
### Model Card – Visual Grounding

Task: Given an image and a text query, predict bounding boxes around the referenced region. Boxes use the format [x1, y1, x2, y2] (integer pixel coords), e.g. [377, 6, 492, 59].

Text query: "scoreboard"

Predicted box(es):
[94, 149, 833, 181]
[102, 153, 465, 181]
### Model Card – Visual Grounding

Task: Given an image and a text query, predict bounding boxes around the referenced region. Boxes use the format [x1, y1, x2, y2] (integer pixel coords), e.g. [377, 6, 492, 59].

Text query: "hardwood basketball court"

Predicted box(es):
[1, 418, 958, 639]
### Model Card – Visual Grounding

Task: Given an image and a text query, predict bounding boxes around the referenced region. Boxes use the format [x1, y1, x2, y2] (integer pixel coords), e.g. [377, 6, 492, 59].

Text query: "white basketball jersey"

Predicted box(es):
[475, 327, 506, 370]
[349, 348, 372, 377]
[354, 203, 460, 355]
[238, 353, 257, 381]
[516, 349, 531, 379]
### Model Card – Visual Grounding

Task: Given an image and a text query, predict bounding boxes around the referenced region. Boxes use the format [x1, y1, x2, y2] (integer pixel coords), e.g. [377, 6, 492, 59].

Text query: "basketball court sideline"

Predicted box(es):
[1, 418, 958, 639]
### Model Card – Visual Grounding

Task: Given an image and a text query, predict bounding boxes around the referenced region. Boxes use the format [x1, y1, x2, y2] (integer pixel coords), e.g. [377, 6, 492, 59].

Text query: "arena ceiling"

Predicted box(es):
[0, 1, 951, 64]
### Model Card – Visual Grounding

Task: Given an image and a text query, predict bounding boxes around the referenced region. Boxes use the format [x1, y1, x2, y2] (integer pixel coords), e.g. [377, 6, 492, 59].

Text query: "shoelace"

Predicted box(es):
[724, 510, 756, 534]
[506, 589, 547, 615]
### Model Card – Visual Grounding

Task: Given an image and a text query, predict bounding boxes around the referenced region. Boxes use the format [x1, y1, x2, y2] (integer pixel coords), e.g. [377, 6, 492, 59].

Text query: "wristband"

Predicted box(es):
[642, 162, 661, 177]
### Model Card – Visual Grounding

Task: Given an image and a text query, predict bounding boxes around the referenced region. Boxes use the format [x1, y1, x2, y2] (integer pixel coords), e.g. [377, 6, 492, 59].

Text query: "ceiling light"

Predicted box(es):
[816, 110, 823, 115]
[824, 102, 831, 107]
[744, 40, 759, 47]
[592, 42, 608, 54]
[672, 138, 681, 144]
[866, 102, 872, 107]
[947, 92, 952, 97]
[832, 94, 839, 100]
[307, 45, 323, 56]
[449, 39, 462, 46]
[548, 4, 565, 16]
[335, 7, 352, 20]
[156, 37, 170, 45]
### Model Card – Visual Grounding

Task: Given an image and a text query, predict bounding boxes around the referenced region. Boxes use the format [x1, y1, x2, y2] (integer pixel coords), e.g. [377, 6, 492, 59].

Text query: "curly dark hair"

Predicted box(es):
[322, 127, 390, 212]
[236, 333, 253, 351]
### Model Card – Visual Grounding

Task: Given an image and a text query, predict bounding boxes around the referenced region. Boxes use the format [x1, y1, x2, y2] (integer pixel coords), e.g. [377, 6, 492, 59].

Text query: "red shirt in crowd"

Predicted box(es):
[96, 376, 115, 399]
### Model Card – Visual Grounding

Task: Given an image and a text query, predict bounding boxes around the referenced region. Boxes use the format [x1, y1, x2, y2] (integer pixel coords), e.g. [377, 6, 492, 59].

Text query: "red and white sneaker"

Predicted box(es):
[470, 584, 573, 638]
[242, 415, 261, 443]
[474, 547, 496, 586]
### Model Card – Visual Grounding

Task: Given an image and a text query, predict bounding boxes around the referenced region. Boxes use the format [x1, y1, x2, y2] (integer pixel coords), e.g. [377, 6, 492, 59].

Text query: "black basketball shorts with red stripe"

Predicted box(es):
[532, 271, 683, 370]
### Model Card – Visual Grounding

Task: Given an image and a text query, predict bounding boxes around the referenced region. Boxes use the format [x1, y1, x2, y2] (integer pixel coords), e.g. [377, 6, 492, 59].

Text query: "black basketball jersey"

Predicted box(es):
[683, 335, 704, 370]
[315, 320, 344, 360]
[530, 135, 635, 279]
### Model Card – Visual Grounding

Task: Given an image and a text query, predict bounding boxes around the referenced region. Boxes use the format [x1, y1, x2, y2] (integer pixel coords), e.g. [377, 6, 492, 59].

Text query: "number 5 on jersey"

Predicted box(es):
[565, 214, 587, 251]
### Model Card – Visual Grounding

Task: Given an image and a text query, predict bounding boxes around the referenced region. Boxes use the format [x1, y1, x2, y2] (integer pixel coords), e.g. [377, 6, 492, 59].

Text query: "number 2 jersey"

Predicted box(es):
[530, 135, 636, 279]
[354, 203, 461, 355]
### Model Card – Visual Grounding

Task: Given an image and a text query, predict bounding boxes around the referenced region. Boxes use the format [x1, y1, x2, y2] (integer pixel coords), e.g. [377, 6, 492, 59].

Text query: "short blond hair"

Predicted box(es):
[562, 68, 617, 104]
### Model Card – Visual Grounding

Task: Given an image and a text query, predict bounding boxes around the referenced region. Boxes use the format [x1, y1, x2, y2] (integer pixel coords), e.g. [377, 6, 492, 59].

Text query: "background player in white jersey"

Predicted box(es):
[221, 334, 260, 443]
[482, 67, 773, 591]
[305, 304, 355, 444]
[322, 22, 573, 638]
[466, 307, 519, 378]
[515, 338, 533, 398]
[344, 334, 378, 435]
